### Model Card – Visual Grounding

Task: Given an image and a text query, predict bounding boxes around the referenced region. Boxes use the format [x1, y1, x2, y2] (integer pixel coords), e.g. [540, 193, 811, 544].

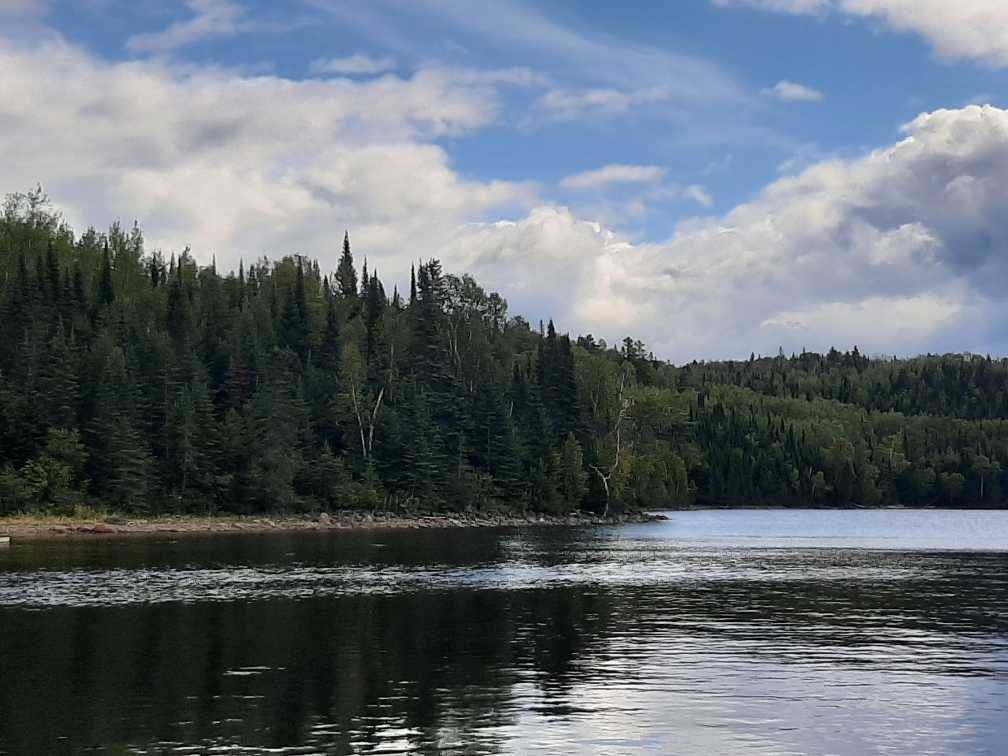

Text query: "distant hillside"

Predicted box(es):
[679, 349, 1008, 420]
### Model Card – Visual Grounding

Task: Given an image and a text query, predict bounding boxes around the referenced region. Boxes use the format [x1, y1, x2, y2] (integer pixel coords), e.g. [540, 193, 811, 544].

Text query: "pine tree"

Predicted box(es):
[364, 272, 387, 388]
[37, 321, 80, 430]
[244, 373, 305, 513]
[85, 339, 153, 507]
[336, 231, 357, 298]
[320, 289, 341, 370]
[280, 256, 310, 360]
[44, 240, 61, 304]
[97, 242, 114, 307]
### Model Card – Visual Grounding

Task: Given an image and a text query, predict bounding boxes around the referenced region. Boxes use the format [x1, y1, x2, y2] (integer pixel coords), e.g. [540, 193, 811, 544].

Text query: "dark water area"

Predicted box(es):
[1, 509, 1007, 754]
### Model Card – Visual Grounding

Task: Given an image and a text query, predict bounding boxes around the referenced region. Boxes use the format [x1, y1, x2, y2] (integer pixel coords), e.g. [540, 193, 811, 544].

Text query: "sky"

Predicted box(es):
[3, 0, 1008, 361]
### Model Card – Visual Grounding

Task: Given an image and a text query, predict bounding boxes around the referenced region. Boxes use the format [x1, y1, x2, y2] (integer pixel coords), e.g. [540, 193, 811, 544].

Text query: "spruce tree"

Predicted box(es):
[336, 231, 357, 298]
[280, 257, 310, 360]
[97, 242, 114, 306]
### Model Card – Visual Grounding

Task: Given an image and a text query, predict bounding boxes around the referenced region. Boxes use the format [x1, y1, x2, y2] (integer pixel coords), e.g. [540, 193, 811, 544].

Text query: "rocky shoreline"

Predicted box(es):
[0, 510, 666, 540]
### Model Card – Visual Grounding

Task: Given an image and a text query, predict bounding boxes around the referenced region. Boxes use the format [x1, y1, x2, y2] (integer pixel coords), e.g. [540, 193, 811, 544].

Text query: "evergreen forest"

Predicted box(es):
[4, 188, 1008, 516]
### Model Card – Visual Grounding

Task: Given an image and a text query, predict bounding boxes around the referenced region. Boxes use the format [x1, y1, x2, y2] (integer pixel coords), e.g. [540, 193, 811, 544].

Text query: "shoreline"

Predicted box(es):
[0, 510, 665, 541]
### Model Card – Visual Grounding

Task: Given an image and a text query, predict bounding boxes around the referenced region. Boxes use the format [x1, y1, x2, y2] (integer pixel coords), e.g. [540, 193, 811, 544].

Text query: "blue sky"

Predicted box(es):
[4, 0, 1008, 359]
[50, 0, 1004, 230]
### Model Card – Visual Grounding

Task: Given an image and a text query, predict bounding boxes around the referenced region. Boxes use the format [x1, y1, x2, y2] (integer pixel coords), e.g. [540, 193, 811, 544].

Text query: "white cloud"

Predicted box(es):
[126, 0, 247, 55]
[442, 208, 651, 334]
[561, 165, 666, 191]
[761, 295, 962, 342]
[844, 0, 1008, 67]
[557, 185, 714, 235]
[8, 27, 1008, 361]
[762, 80, 824, 102]
[683, 185, 714, 207]
[309, 53, 396, 76]
[714, 0, 1008, 68]
[0, 34, 535, 276]
[444, 106, 1008, 359]
[316, 0, 746, 127]
[536, 87, 672, 119]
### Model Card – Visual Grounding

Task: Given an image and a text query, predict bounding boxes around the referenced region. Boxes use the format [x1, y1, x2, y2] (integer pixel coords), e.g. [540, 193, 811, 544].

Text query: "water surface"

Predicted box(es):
[1, 509, 1006, 754]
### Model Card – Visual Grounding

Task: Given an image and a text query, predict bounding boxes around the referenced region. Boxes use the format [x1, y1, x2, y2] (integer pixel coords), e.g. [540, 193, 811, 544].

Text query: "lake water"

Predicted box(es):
[1, 509, 1007, 754]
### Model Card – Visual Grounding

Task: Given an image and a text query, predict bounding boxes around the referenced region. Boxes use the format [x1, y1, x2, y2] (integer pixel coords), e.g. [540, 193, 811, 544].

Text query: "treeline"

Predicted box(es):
[2, 189, 1008, 515]
[679, 348, 1008, 420]
[684, 386, 1008, 508]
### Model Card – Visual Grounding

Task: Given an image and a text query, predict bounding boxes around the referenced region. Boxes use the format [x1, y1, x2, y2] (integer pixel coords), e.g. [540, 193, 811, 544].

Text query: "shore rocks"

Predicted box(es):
[1, 508, 665, 540]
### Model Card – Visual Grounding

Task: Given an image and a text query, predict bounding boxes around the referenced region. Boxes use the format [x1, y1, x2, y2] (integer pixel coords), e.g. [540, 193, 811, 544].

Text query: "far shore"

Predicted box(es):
[0, 510, 665, 541]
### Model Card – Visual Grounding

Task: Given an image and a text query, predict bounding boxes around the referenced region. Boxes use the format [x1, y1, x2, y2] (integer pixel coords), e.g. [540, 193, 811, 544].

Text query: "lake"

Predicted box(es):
[1, 509, 1007, 754]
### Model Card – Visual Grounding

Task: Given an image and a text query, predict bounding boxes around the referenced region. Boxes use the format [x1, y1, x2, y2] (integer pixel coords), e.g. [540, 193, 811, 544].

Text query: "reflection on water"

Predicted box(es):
[1, 509, 1007, 754]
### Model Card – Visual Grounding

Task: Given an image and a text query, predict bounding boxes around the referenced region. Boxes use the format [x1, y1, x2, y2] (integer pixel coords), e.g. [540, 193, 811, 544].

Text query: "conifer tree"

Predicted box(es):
[97, 242, 114, 307]
[6, 192, 1008, 518]
[336, 231, 357, 298]
[280, 256, 310, 360]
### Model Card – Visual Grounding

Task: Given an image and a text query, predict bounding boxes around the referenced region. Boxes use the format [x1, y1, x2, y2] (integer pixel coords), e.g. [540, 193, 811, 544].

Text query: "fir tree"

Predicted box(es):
[336, 231, 357, 298]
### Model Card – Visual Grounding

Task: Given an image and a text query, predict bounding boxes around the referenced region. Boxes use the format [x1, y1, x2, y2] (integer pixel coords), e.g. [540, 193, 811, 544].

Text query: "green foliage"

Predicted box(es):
[0, 428, 85, 513]
[5, 191, 1008, 517]
[553, 434, 588, 511]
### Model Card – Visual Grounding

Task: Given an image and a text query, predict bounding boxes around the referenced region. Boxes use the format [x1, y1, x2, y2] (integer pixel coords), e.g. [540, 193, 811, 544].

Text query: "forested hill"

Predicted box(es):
[3, 190, 1008, 516]
[679, 349, 1008, 420]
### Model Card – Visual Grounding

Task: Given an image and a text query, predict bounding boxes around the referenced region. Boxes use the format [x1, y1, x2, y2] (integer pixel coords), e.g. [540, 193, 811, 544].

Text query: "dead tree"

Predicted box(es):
[590, 367, 632, 518]
[350, 380, 384, 463]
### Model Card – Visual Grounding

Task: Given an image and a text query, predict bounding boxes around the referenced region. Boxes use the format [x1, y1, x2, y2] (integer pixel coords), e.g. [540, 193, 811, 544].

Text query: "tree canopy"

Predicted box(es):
[3, 190, 1008, 516]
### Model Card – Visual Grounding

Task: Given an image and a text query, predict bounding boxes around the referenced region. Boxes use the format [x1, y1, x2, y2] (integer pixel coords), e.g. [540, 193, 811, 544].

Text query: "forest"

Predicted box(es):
[3, 187, 1008, 516]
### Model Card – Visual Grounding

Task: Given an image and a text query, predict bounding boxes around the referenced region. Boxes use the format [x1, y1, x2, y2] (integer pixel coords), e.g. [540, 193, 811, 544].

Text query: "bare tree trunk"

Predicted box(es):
[590, 466, 612, 518]
[350, 380, 367, 461]
[367, 387, 384, 459]
[351, 382, 384, 463]
[590, 369, 630, 520]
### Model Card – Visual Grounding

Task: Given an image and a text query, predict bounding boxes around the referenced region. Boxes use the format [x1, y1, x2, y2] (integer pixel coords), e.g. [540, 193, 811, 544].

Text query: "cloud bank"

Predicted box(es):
[4, 30, 1008, 361]
[450, 106, 1008, 359]
[0, 34, 534, 268]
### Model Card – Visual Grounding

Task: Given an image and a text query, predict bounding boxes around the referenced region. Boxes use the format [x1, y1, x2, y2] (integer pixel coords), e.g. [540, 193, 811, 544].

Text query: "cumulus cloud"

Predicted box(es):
[309, 53, 397, 76]
[845, 1, 1008, 67]
[446, 106, 1008, 359]
[441, 208, 650, 335]
[762, 80, 824, 102]
[126, 0, 248, 55]
[561, 165, 666, 191]
[0, 34, 535, 275]
[714, 0, 1008, 68]
[7, 28, 1008, 361]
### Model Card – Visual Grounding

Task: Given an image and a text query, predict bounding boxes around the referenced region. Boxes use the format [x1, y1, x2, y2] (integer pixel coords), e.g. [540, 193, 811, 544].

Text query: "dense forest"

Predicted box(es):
[3, 188, 1008, 516]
